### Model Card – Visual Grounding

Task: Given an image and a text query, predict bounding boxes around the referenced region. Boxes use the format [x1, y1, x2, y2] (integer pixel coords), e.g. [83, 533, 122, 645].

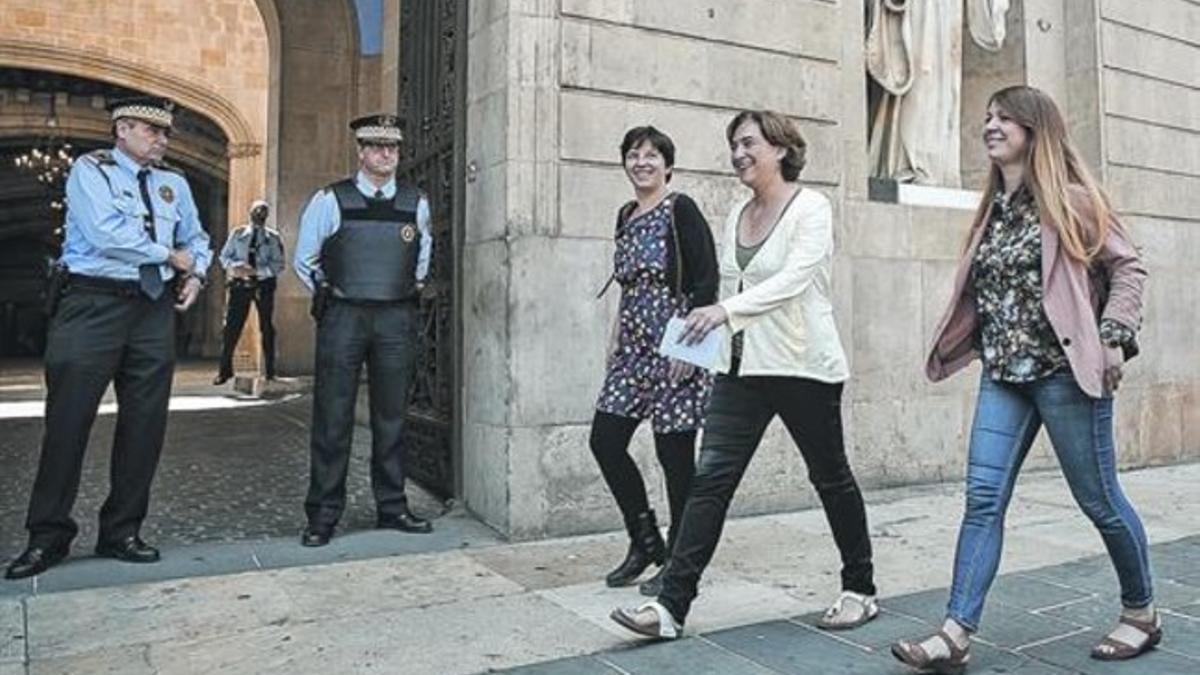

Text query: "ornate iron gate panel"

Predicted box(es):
[397, 0, 464, 499]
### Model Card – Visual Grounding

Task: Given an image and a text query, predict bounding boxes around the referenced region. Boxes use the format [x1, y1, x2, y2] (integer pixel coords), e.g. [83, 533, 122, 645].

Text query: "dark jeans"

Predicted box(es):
[218, 277, 276, 378]
[658, 375, 876, 622]
[947, 372, 1153, 630]
[306, 300, 419, 528]
[589, 411, 696, 547]
[26, 288, 175, 548]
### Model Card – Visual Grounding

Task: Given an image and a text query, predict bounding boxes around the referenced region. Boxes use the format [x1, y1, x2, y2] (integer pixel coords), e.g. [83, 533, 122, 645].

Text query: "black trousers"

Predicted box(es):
[306, 300, 419, 528]
[25, 288, 175, 548]
[589, 411, 696, 548]
[658, 374, 876, 622]
[218, 277, 276, 378]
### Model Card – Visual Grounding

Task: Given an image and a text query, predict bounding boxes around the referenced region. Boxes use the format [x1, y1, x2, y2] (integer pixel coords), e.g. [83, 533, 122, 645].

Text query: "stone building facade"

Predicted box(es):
[1, 1, 1195, 542]
[458, 0, 1200, 539]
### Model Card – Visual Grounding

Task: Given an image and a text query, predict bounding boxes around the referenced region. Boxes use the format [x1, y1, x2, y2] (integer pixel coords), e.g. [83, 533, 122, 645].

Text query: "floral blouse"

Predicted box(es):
[972, 187, 1069, 382]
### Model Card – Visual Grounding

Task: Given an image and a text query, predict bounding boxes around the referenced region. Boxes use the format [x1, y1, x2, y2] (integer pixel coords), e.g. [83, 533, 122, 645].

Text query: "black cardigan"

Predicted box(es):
[612, 193, 719, 307]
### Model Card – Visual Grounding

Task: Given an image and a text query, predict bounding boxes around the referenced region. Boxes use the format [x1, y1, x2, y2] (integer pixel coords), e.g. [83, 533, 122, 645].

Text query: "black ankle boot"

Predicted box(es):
[605, 510, 667, 587]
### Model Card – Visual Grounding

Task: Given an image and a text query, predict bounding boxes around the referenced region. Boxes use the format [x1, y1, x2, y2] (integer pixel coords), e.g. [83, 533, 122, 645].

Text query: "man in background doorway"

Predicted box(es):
[214, 199, 284, 385]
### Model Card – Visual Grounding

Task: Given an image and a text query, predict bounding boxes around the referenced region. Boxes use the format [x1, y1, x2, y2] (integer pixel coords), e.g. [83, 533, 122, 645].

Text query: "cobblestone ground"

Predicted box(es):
[502, 536, 1200, 675]
[0, 359, 446, 562]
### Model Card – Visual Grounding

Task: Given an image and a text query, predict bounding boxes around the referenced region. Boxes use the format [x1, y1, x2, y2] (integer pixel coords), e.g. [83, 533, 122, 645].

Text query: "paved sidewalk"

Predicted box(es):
[1, 462, 1198, 674]
[504, 536, 1200, 674]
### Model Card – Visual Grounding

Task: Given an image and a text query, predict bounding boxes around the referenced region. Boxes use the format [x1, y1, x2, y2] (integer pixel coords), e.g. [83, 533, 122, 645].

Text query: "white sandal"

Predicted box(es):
[610, 600, 682, 639]
[817, 590, 879, 630]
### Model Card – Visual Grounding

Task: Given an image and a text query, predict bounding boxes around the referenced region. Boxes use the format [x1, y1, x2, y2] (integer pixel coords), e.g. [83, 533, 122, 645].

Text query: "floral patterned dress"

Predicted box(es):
[596, 197, 712, 434]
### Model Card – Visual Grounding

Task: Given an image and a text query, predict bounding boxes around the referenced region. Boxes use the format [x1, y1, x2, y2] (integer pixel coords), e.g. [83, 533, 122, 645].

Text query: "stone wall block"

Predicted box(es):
[463, 240, 513, 427]
[840, 201, 912, 259]
[850, 259, 927, 394]
[562, 0, 840, 62]
[559, 19, 839, 123]
[463, 421, 511, 534]
[508, 237, 614, 427]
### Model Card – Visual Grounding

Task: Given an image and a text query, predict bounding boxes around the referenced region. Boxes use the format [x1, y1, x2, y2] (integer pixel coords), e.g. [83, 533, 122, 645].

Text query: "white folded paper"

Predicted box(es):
[658, 316, 725, 370]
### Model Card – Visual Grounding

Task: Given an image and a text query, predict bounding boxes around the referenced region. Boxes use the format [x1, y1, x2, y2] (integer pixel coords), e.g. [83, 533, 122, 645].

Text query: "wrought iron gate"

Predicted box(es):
[397, 0, 465, 499]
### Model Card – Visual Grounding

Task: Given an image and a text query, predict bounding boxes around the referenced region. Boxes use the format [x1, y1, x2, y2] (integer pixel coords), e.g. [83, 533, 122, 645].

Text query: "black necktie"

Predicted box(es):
[248, 228, 259, 269]
[137, 169, 164, 300]
[374, 189, 384, 199]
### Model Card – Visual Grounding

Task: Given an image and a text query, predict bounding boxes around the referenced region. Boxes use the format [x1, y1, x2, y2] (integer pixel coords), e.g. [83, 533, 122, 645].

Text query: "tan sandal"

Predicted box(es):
[891, 631, 970, 675]
[817, 591, 879, 630]
[1091, 612, 1162, 661]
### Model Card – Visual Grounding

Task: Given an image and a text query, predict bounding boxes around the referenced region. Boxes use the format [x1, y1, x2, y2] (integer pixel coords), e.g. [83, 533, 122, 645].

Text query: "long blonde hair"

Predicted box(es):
[968, 86, 1112, 263]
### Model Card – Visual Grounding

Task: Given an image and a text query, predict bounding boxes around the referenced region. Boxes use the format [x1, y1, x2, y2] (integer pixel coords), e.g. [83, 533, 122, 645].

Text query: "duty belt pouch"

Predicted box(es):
[310, 282, 331, 321]
[43, 263, 68, 317]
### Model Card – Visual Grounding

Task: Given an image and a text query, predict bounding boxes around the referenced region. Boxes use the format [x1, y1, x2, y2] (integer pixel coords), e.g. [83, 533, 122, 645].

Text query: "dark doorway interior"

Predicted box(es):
[0, 67, 230, 359]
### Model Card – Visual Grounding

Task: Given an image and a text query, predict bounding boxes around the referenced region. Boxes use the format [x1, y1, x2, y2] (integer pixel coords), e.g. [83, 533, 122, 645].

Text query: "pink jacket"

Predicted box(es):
[926, 186, 1147, 398]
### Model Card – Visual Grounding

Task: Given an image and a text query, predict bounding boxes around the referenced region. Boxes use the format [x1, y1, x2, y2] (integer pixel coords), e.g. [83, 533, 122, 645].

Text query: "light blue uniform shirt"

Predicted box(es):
[60, 146, 211, 282]
[293, 172, 432, 293]
[219, 224, 285, 279]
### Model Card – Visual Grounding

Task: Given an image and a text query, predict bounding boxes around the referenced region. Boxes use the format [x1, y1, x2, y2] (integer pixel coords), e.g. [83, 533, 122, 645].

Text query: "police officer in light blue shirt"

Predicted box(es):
[5, 96, 212, 580]
[214, 199, 285, 384]
[293, 113, 433, 546]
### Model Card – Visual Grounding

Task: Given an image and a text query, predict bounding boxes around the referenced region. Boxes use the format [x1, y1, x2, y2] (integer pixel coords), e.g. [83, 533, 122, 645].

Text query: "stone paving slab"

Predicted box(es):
[28, 644, 153, 675]
[540, 570, 816, 642]
[0, 599, 22, 664]
[272, 550, 526, 623]
[601, 637, 779, 675]
[147, 592, 619, 675]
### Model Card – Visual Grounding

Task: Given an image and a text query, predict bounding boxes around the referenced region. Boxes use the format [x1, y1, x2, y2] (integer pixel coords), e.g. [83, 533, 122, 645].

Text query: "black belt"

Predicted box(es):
[67, 273, 146, 298]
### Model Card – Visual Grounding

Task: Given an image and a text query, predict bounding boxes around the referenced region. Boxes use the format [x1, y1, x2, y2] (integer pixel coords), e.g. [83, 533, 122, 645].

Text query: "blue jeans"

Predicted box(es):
[946, 371, 1153, 631]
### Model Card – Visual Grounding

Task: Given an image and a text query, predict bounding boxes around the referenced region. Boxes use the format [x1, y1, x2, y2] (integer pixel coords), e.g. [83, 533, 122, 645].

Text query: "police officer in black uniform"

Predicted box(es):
[293, 113, 433, 546]
[5, 97, 211, 579]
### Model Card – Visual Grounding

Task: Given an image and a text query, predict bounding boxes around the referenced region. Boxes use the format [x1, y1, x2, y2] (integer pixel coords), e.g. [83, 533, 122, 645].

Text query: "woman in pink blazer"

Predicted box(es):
[892, 86, 1156, 673]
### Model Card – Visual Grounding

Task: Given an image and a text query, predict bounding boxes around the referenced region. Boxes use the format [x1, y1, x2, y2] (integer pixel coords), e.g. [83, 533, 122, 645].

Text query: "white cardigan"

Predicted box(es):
[715, 188, 850, 382]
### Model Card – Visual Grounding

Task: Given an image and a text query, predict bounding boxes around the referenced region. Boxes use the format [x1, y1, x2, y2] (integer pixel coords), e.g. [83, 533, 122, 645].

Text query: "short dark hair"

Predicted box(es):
[725, 110, 807, 181]
[619, 126, 676, 182]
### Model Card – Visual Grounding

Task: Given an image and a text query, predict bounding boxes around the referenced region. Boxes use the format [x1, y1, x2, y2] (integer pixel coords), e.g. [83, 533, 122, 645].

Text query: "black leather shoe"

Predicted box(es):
[5, 544, 69, 579]
[212, 373, 232, 385]
[301, 526, 332, 547]
[95, 536, 160, 563]
[377, 510, 433, 534]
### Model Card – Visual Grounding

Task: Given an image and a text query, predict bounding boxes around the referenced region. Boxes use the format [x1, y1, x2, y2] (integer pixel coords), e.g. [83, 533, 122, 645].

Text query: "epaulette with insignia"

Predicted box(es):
[84, 149, 117, 165]
[153, 160, 185, 175]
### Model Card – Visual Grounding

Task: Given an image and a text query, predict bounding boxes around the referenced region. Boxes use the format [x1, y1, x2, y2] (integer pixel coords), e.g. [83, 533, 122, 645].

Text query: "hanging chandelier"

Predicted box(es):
[11, 94, 76, 211]
[13, 141, 75, 193]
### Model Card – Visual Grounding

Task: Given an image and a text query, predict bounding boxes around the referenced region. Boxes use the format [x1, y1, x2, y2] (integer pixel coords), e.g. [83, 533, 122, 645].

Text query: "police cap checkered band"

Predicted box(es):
[109, 96, 175, 128]
[350, 113, 403, 143]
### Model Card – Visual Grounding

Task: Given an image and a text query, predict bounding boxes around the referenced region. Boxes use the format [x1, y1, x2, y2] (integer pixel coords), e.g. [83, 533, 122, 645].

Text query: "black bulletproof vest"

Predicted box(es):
[321, 179, 422, 301]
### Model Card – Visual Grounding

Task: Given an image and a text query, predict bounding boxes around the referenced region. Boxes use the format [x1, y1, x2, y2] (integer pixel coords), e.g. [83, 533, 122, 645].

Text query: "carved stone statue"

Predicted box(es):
[866, 0, 1011, 186]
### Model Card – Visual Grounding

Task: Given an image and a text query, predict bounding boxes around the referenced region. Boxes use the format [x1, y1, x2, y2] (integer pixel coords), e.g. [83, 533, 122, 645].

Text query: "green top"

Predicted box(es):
[736, 239, 764, 270]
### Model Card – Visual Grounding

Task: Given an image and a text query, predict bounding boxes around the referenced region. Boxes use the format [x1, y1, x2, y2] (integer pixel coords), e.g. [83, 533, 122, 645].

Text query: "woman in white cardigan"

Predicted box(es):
[611, 110, 878, 639]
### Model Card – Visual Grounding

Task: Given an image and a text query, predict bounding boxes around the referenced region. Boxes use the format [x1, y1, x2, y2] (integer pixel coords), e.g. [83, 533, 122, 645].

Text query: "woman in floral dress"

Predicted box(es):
[591, 126, 717, 596]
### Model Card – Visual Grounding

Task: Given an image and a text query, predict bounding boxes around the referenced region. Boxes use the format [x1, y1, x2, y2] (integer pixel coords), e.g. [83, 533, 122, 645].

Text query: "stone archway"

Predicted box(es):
[0, 68, 235, 357]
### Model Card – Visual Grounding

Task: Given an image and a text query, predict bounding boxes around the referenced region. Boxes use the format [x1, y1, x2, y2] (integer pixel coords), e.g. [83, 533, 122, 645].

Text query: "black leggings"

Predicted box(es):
[589, 411, 696, 546]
